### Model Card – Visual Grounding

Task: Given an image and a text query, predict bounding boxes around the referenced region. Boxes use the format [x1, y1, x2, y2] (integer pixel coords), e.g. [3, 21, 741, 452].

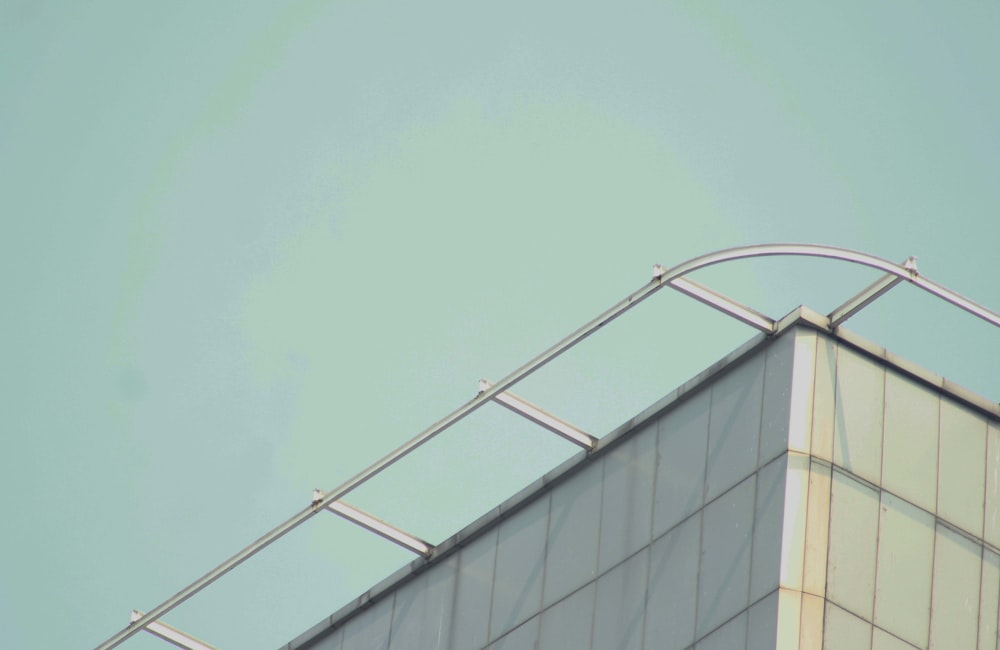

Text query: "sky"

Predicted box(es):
[2, 2, 1000, 648]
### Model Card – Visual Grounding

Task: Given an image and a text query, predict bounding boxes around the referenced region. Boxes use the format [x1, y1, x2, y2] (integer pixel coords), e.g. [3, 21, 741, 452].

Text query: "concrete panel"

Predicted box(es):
[802, 461, 831, 598]
[705, 356, 764, 502]
[645, 512, 701, 650]
[450, 528, 497, 650]
[980, 549, 1000, 650]
[810, 336, 837, 462]
[778, 453, 810, 591]
[873, 493, 934, 648]
[387, 555, 456, 650]
[489, 495, 549, 641]
[592, 548, 648, 650]
[798, 592, 824, 650]
[987, 421, 1000, 549]
[786, 331, 817, 455]
[929, 525, 981, 650]
[774, 589, 801, 650]
[823, 602, 872, 650]
[696, 476, 755, 639]
[827, 469, 879, 620]
[598, 429, 655, 574]
[653, 389, 710, 539]
[882, 372, 939, 514]
[833, 346, 884, 484]
[542, 462, 602, 608]
[938, 401, 987, 536]
[538, 583, 595, 650]
[872, 628, 918, 650]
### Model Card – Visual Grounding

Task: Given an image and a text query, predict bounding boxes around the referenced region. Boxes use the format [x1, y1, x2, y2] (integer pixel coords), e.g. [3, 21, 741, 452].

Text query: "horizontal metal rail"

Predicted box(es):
[97, 243, 1000, 650]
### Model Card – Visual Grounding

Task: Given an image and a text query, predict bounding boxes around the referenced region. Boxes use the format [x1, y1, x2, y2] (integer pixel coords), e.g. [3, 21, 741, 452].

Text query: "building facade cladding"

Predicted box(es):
[282, 322, 1000, 650]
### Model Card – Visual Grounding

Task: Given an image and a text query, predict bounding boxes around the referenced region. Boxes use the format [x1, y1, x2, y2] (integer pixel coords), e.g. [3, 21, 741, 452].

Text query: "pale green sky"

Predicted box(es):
[2, 2, 999, 648]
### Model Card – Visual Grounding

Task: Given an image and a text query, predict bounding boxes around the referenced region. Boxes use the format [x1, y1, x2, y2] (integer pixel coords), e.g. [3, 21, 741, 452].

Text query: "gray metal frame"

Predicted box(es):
[95, 244, 1000, 650]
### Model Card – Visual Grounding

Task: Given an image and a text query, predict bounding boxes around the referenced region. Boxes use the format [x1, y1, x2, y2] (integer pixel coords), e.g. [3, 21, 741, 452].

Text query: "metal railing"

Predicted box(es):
[98, 244, 1000, 650]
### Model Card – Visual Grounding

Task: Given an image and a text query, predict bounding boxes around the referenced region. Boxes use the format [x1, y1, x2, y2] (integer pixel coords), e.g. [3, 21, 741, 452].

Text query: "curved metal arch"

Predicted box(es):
[656, 243, 1000, 329]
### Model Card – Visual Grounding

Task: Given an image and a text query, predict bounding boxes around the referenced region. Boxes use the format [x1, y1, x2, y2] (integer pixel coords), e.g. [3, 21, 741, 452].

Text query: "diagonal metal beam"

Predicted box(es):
[666, 277, 776, 333]
[325, 501, 433, 557]
[129, 611, 217, 650]
[828, 272, 905, 328]
[479, 380, 597, 450]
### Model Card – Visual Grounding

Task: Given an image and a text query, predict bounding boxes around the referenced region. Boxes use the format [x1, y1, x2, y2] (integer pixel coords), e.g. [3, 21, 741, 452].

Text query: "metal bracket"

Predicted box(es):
[129, 611, 217, 650]
[666, 277, 776, 333]
[479, 380, 597, 450]
[325, 501, 433, 557]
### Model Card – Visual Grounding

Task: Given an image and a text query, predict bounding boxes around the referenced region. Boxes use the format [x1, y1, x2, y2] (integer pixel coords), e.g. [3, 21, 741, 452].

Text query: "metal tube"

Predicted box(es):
[326, 502, 432, 556]
[666, 277, 776, 333]
[828, 273, 904, 328]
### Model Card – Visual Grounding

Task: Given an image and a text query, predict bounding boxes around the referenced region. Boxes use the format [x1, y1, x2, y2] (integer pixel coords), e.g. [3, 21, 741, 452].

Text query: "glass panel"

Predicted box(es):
[592, 548, 648, 650]
[695, 611, 747, 650]
[543, 463, 602, 608]
[696, 476, 755, 638]
[824, 602, 872, 650]
[341, 594, 394, 650]
[309, 627, 343, 650]
[833, 346, 884, 484]
[985, 422, 1000, 549]
[938, 400, 987, 536]
[538, 583, 595, 650]
[746, 591, 778, 650]
[489, 496, 549, 641]
[645, 512, 701, 650]
[705, 355, 765, 501]
[810, 337, 837, 462]
[750, 456, 786, 602]
[980, 549, 1000, 650]
[451, 528, 498, 650]
[653, 389, 709, 539]
[873, 492, 934, 648]
[760, 333, 794, 464]
[827, 470, 879, 620]
[598, 429, 656, 573]
[929, 525, 981, 649]
[388, 555, 456, 650]
[486, 616, 539, 650]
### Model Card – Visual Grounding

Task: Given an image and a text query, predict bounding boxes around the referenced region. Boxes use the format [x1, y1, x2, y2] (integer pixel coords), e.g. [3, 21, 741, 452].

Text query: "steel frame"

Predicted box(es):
[97, 244, 1000, 650]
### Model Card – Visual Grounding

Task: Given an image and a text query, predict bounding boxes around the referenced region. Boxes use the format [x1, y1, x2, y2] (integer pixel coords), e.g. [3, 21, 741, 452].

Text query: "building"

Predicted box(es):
[280, 305, 1000, 650]
[103, 246, 1000, 650]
